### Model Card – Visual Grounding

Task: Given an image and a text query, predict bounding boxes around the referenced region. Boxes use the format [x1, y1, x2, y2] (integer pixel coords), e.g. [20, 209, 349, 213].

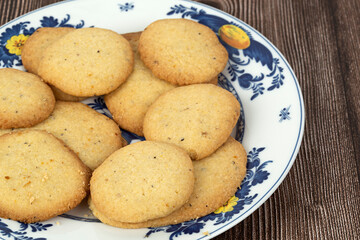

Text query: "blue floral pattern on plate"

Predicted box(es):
[0, 219, 52, 240]
[118, 2, 134, 12]
[279, 106, 291, 122]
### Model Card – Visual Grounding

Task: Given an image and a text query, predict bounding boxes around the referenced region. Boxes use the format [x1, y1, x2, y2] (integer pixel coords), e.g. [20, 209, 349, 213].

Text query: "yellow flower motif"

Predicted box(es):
[5, 34, 29, 56]
[214, 195, 239, 214]
[219, 24, 250, 49]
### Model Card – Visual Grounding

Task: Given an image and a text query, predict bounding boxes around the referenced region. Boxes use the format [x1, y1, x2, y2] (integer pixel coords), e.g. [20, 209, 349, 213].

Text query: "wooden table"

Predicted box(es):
[1, 0, 359, 239]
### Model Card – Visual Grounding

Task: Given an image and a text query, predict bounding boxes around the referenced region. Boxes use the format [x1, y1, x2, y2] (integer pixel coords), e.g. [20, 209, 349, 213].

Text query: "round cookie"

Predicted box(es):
[143, 84, 240, 160]
[138, 19, 228, 85]
[0, 130, 91, 223]
[105, 32, 176, 136]
[21, 27, 75, 75]
[89, 137, 247, 228]
[0, 68, 55, 129]
[38, 27, 134, 97]
[90, 141, 195, 223]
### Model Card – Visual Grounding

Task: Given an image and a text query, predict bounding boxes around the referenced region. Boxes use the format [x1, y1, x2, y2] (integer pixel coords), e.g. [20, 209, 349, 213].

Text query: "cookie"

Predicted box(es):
[143, 84, 240, 160]
[21, 27, 75, 75]
[0, 101, 123, 170]
[105, 32, 176, 136]
[38, 27, 134, 97]
[138, 19, 228, 85]
[0, 68, 55, 129]
[50, 85, 87, 102]
[90, 141, 195, 223]
[89, 137, 247, 228]
[0, 130, 91, 223]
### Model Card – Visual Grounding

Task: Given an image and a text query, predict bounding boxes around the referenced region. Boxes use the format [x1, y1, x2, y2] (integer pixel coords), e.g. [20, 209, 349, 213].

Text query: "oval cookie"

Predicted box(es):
[90, 141, 195, 223]
[143, 84, 240, 160]
[38, 28, 134, 97]
[0, 130, 91, 223]
[0, 68, 55, 129]
[139, 19, 228, 85]
[89, 137, 247, 228]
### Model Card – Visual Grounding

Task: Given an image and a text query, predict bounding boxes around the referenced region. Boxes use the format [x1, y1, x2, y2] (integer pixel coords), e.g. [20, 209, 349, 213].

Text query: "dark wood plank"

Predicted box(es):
[331, 0, 360, 181]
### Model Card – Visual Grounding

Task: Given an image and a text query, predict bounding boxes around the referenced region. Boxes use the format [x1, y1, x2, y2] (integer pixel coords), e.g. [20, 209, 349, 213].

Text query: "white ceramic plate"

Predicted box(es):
[0, 0, 305, 239]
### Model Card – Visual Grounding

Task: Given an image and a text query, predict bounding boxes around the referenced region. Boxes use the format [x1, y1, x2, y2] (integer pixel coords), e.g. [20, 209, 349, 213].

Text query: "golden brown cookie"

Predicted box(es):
[90, 141, 195, 223]
[89, 137, 247, 228]
[0, 130, 91, 223]
[143, 84, 240, 160]
[38, 27, 134, 97]
[138, 19, 228, 85]
[0, 68, 55, 129]
[105, 32, 176, 136]
[21, 27, 75, 75]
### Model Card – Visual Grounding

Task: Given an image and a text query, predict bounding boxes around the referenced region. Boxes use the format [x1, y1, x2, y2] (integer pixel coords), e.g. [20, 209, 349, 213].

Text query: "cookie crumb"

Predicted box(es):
[41, 174, 48, 182]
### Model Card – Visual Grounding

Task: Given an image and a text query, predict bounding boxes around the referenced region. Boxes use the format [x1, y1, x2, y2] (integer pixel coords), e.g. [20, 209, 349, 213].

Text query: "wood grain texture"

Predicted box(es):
[0, 0, 359, 239]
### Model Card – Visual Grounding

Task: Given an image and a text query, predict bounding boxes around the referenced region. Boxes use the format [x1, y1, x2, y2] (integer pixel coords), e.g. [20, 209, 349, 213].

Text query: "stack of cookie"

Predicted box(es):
[91, 19, 247, 228]
[0, 18, 247, 228]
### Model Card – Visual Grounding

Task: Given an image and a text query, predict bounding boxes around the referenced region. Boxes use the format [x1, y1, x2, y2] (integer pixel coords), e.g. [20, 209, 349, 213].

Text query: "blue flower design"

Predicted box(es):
[0, 22, 32, 67]
[279, 106, 291, 122]
[118, 2, 134, 12]
[86, 97, 112, 119]
[0, 219, 52, 240]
